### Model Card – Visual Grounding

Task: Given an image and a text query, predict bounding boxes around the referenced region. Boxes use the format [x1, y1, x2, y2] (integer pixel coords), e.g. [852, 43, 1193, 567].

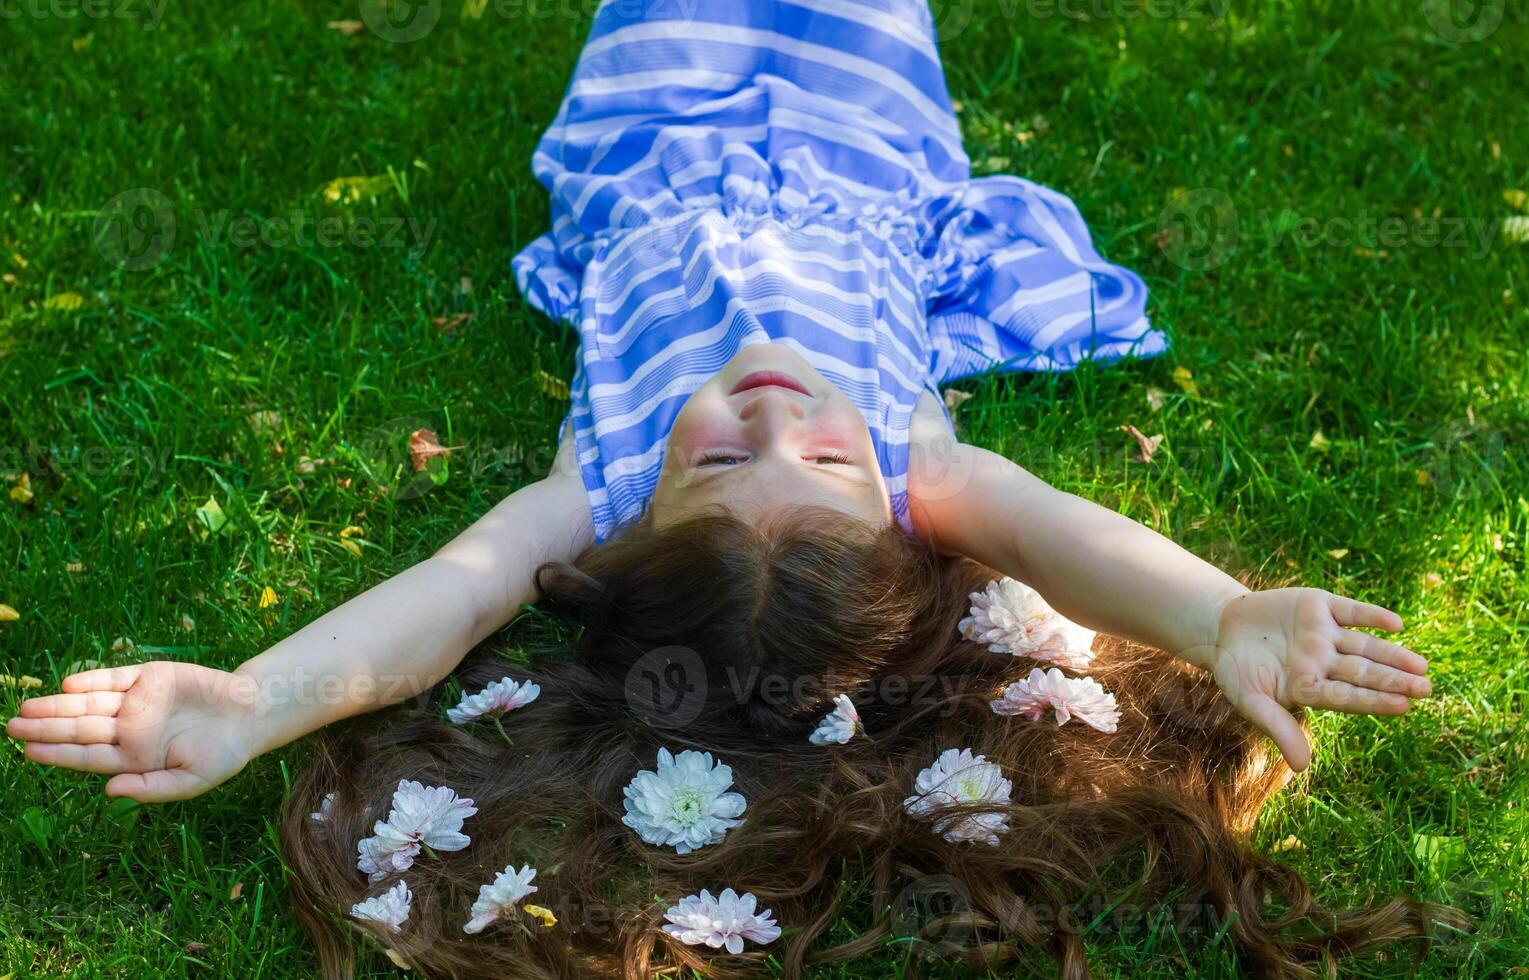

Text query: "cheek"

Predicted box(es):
[668, 398, 736, 453]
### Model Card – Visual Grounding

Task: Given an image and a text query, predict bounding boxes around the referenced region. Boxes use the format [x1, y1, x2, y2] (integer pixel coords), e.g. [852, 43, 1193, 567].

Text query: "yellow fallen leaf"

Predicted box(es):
[111, 636, 135, 652]
[339, 537, 363, 559]
[462, 0, 488, 17]
[321, 175, 393, 205]
[1504, 215, 1529, 245]
[0, 604, 19, 622]
[1, 273, 16, 286]
[0, 675, 43, 689]
[73, 33, 93, 51]
[9, 251, 27, 269]
[258, 586, 279, 609]
[325, 19, 364, 35]
[1171, 365, 1198, 397]
[383, 948, 411, 970]
[9, 472, 33, 504]
[535, 370, 571, 400]
[181, 614, 196, 632]
[1504, 189, 1529, 212]
[340, 525, 365, 538]
[1415, 469, 1431, 486]
[44, 292, 84, 311]
[65, 561, 85, 574]
[1273, 834, 1304, 853]
[1327, 548, 1349, 560]
[523, 904, 557, 928]
[1422, 572, 1445, 590]
[1309, 430, 1331, 452]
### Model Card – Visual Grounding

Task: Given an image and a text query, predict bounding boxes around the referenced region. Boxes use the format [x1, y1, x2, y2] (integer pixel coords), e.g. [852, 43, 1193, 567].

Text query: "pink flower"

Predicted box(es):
[663, 888, 781, 954]
[808, 694, 863, 745]
[357, 779, 478, 882]
[447, 676, 540, 724]
[958, 578, 1095, 669]
[991, 667, 1120, 733]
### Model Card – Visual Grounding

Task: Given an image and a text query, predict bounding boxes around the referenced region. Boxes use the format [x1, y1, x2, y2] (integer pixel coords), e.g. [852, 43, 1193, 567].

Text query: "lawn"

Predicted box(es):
[0, 0, 1524, 976]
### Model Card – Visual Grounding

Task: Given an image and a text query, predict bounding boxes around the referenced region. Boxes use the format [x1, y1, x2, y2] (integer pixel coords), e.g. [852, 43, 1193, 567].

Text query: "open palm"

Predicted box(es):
[7, 662, 261, 802]
[1209, 588, 1430, 771]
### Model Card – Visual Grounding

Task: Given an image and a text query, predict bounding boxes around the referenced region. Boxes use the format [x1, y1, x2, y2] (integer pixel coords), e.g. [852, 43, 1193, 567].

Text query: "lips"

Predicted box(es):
[729, 370, 812, 397]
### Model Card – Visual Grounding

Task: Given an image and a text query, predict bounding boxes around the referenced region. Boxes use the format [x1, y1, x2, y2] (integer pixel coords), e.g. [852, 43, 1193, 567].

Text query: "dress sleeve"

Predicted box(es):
[924, 174, 1163, 381]
[511, 230, 581, 325]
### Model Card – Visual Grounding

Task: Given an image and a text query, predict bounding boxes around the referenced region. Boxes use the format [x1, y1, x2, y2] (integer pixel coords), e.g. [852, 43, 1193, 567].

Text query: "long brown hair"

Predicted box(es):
[279, 509, 1447, 978]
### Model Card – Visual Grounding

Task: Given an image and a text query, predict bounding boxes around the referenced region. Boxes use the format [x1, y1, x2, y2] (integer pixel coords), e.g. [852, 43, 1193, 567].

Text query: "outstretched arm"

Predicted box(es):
[7, 435, 594, 800]
[907, 402, 1429, 770]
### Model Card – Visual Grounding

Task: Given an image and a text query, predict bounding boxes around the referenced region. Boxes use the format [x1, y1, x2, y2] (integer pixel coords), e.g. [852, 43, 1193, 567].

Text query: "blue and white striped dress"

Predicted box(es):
[512, 0, 1163, 540]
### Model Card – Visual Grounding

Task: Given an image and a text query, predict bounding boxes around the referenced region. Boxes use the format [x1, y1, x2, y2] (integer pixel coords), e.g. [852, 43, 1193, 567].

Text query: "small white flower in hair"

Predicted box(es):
[903, 747, 1012, 847]
[447, 676, 541, 724]
[357, 779, 478, 883]
[958, 577, 1096, 669]
[662, 887, 781, 954]
[622, 748, 747, 854]
[808, 693, 863, 745]
[351, 880, 412, 932]
[309, 791, 337, 839]
[991, 667, 1120, 733]
[463, 863, 538, 934]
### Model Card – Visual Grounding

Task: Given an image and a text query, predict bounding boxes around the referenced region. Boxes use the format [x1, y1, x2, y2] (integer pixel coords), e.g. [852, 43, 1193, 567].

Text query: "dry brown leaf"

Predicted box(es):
[180, 614, 195, 632]
[65, 562, 85, 574]
[1144, 386, 1166, 412]
[1422, 572, 1445, 590]
[326, 19, 364, 36]
[432, 312, 475, 333]
[408, 429, 459, 471]
[943, 387, 974, 412]
[1119, 424, 1164, 463]
[111, 636, 135, 652]
[228, 881, 244, 901]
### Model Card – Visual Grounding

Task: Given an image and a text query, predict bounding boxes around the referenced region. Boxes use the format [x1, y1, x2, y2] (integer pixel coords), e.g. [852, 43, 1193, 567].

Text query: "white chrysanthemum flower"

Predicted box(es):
[463, 863, 538, 935]
[662, 887, 781, 954]
[958, 577, 1096, 668]
[903, 748, 1013, 847]
[351, 880, 412, 932]
[991, 667, 1121, 733]
[357, 779, 478, 882]
[808, 693, 863, 745]
[622, 748, 747, 854]
[447, 676, 541, 724]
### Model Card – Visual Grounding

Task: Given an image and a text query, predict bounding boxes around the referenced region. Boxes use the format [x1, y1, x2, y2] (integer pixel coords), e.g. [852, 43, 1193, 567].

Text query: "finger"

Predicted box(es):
[1327, 655, 1431, 698]
[22, 741, 129, 773]
[7, 715, 117, 744]
[1237, 693, 1311, 771]
[18, 691, 125, 718]
[1304, 680, 1411, 715]
[106, 770, 210, 803]
[1335, 630, 1428, 675]
[1327, 595, 1403, 632]
[61, 665, 142, 694]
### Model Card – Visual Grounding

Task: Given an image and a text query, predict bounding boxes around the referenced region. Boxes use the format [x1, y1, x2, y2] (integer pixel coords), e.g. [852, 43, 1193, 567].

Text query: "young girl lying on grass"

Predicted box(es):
[10, 0, 1445, 976]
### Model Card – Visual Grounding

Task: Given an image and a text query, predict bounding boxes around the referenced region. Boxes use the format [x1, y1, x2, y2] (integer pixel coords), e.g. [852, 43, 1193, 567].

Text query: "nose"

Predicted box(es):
[737, 389, 807, 443]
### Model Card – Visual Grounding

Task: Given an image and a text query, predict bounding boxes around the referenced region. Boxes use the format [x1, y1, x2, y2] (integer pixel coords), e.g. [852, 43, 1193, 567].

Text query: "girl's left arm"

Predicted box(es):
[907, 400, 1429, 769]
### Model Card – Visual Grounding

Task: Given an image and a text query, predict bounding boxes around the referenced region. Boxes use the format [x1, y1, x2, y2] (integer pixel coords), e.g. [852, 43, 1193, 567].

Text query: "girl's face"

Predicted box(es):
[651, 344, 890, 527]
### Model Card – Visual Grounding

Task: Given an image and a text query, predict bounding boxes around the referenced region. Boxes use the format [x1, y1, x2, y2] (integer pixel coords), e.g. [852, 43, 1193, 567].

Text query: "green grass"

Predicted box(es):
[1, 0, 1525, 976]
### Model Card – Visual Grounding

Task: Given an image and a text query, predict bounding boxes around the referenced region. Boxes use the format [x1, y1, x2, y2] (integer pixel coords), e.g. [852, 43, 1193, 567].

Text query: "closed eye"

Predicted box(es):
[697, 452, 748, 466]
[809, 452, 852, 465]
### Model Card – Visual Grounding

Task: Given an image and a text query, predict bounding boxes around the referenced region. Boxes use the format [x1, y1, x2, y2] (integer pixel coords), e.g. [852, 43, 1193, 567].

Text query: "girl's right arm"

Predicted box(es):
[6, 440, 593, 802]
